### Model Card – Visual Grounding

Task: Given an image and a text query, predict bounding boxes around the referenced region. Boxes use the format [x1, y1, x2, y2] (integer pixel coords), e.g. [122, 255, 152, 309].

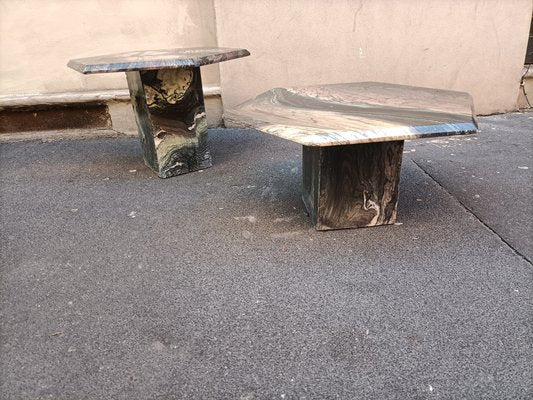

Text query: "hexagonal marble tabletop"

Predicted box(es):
[224, 82, 478, 146]
[68, 47, 250, 74]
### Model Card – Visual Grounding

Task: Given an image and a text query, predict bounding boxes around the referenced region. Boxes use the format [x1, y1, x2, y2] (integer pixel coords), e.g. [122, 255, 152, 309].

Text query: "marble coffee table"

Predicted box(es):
[225, 82, 478, 230]
[68, 47, 249, 178]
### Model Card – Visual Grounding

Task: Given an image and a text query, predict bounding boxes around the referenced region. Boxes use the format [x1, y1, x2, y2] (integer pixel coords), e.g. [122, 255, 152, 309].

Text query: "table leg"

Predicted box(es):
[302, 141, 404, 230]
[125, 67, 212, 178]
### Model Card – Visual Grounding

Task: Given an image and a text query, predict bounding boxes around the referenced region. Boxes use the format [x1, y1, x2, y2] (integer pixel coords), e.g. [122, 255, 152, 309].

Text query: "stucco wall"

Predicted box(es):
[215, 0, 533, 115]
[1, 0, 531, 117]
[0, 0, 220, 95]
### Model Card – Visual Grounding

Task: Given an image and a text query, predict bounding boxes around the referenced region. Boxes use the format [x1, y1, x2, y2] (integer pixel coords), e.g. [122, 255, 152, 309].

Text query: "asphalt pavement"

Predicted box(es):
[0, 113, 531, 399]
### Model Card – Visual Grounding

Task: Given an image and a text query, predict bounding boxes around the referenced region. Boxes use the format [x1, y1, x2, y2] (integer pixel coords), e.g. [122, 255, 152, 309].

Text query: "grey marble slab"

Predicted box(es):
[225, 82, 478, 146]
[67, 47, 250, 74]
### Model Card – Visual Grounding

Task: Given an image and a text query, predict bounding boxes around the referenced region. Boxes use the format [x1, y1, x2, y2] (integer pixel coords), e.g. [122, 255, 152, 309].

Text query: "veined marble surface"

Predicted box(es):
[225, 82, 478, 146]
[68, 47, 250, 74]
[126, 67, 211, 178]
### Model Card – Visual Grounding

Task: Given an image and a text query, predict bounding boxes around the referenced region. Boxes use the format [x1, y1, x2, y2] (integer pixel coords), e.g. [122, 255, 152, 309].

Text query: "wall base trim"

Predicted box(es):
[0, 87, 224, 137]
[0, 86, 222, 110]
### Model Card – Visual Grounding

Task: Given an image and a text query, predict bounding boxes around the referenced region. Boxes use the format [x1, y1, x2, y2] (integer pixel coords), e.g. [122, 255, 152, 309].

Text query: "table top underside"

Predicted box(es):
[224, 82, 478, 146]
[67, 47, 250, 74]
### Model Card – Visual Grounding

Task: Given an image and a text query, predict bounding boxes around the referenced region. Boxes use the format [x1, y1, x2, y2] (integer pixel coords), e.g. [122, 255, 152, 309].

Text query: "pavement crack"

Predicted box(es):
[410, 158, 532, 265]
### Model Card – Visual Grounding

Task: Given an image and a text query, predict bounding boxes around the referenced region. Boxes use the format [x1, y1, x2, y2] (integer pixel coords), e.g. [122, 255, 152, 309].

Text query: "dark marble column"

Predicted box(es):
[126, 67, 211, 178]
[302, 141, 404, 230]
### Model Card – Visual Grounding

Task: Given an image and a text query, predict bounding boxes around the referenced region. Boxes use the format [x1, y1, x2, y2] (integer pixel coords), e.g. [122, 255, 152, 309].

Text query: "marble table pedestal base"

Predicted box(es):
[302, 141, 404, 230]
[126, 67, 211, 178]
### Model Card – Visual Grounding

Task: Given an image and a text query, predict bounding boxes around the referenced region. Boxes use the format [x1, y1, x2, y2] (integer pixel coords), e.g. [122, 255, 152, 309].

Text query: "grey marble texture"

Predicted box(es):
[126, 67, 211, 178]
[67, 47, 250, 74]
[303, 141, 404, 230]
[67, 46, 249, 178]
[226, 82, 478, 230]
[225, 82, 478, 146]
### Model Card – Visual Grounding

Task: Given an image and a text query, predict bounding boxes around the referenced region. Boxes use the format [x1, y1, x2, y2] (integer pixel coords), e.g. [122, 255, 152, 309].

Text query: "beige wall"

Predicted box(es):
[215, 0, 533, 115]
[1, 0, 532, 117]
[0, 0, 220, 95]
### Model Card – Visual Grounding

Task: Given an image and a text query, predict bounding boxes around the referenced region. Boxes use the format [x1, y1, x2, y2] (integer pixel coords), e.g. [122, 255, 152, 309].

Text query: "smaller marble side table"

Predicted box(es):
[225, 82, 478, 230]
[68, 48, 249, 178]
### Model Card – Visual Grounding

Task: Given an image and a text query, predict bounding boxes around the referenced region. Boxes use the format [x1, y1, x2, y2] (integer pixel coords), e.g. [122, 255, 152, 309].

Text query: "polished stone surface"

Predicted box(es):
[67, 47, 249, 177]
[68, 47, 250, 74]
[225, 82, 478, 146]
[303, 141, 404, 230]
[226, 82, 478, 230]
[126, 67, 211, 178]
